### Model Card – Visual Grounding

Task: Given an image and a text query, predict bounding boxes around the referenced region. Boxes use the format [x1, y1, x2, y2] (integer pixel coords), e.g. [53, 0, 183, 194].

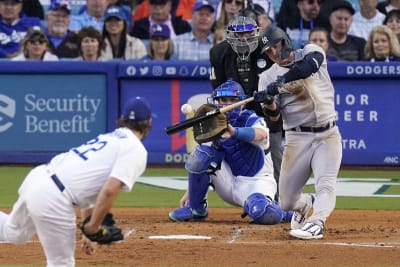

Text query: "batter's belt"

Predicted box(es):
[287, 121, 336, 133]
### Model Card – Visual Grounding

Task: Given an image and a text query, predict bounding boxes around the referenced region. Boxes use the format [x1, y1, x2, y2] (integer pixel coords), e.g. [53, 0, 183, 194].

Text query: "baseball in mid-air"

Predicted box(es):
[181, 104, 193, 114]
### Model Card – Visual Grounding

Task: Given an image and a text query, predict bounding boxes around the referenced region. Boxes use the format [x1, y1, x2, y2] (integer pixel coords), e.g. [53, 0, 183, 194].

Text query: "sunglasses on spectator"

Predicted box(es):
[28, 38, 47, 44]
[225, 0, 243, 5]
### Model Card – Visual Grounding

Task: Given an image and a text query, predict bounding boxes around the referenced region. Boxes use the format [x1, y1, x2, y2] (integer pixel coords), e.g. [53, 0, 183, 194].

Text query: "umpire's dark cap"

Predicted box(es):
[330, 0, 355, 15]
[123, 97, 154, 122]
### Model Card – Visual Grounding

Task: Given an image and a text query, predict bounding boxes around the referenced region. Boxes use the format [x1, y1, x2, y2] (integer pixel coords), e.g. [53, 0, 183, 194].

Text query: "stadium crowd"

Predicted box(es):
[1, 0, 399, 62]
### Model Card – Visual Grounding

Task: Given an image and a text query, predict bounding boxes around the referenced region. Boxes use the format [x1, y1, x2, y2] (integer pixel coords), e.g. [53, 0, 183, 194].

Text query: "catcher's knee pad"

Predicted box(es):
[244, 193, 283, 225]
[185, 145, 224, 174]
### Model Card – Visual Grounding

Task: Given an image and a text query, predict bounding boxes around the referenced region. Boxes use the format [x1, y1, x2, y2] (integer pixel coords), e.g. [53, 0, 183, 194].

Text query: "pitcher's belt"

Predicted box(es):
[288, 121, 336, 133]
[50, 174, 65, 192]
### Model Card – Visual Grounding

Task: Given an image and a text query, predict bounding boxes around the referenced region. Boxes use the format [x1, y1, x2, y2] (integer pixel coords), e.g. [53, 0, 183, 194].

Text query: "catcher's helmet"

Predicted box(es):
[211, 79, 247, 123]
[259, 25, 292, 59]
[226, 16, 260, 61]
[211, 79, 247, 103]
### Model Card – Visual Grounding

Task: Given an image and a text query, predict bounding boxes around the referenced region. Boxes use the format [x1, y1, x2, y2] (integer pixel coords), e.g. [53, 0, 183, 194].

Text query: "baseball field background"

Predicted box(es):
[0, 165, 399, 267]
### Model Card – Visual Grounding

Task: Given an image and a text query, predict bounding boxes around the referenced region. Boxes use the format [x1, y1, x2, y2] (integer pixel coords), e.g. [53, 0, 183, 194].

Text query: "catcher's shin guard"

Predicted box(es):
[188, 172, 210, 213]
[244, 193, 283, 225]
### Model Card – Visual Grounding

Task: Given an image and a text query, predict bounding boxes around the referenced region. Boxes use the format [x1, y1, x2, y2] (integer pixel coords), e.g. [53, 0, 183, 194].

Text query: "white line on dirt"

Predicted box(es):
[322, 242, 399, 248]
[228, 229, 243, 243]
[148, 235, 211, 240]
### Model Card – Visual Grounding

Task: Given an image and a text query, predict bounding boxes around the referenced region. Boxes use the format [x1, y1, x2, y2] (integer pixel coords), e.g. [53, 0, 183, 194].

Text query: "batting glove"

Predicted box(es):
[266, 76, 285, 96]
[253, 91, 274, 104]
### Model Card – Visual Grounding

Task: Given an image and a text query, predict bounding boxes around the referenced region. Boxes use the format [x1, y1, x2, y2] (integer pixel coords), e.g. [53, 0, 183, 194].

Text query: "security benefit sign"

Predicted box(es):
[0, 74, 107, 151]
[334, 79, 399, 165]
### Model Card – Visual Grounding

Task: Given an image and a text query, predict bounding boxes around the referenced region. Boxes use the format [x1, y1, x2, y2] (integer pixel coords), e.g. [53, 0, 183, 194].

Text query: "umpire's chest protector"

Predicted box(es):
[220, 110, 264, 177]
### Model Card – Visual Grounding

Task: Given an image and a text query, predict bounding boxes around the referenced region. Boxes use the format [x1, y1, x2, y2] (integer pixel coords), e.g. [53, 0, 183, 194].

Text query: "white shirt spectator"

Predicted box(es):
[349, 10, 386, 40]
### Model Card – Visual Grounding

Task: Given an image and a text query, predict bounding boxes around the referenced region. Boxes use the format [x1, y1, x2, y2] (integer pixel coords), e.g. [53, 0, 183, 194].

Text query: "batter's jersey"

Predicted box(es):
[258, 44, 337, 130]
[46, 127, 147, 209]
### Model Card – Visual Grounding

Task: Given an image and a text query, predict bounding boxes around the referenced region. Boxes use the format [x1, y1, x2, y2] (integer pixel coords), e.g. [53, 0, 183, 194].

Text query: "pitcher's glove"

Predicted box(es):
[80, 213, 123, 244]
[193, 104, 228, 144]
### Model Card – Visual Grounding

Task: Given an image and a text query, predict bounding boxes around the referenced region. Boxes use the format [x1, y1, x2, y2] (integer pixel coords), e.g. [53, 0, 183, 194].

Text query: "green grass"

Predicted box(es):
[0, 166, 399, 210]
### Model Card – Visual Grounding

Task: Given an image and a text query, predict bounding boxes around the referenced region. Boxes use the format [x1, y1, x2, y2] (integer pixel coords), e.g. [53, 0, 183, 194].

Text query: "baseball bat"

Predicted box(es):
[165, 97, 255, 135]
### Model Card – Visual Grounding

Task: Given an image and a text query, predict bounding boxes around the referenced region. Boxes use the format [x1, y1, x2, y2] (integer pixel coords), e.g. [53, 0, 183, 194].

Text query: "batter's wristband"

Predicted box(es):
[233, 127, 255, 142]
[263, 106, 280, 117]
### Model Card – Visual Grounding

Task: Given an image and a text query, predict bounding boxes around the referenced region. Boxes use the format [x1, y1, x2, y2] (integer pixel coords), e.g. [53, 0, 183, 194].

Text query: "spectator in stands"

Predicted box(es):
[364, 24, 400, 61]
[101, 5, 146, 60]
[308, 26, 337, 60]
[22, 0, 44, 20]
[216, 0, 245, 29]
[377, 0, 400, 15]
[213, 27, 226, 46]
[174, 1, 214, 60]
[77, 26, 104, 61]
[12, 26, 59, 61]
[277, 0, 327, 49]
[348, 0, 385, 40]
[132, 0, 195, 22]
[327, 0, 366, 61]
[45, 0, 80, 59]
[252, 3, 273, 29]
[130, 0, 191, 40]
[79, 0, 133, 29]
[383, 9, 400, 42]
[142, 23, 176, 60]
[70, 0, 109, 32]
[0, 0, 41, 59]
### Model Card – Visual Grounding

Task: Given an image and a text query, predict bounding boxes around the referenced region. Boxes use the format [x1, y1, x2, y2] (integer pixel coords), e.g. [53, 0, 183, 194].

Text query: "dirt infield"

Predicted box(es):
[1, 208, 399, 267]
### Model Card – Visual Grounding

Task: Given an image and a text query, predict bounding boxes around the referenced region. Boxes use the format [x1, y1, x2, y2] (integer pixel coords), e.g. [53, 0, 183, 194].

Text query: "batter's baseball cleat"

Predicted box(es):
[281, 210, 294, 223]
[289, 220, 324, 240]
[168, 206, 208, 222]
[291, 194, 315, 230]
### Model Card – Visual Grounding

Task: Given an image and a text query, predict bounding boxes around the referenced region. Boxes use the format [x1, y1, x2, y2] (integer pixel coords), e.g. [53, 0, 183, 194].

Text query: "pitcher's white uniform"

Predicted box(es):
[0, 127, 147, 267]
[258, 44, 342, 225]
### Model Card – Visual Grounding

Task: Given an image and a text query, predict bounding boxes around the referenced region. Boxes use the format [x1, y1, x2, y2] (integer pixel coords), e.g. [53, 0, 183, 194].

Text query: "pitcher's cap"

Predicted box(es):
[123, 97, 153, 121]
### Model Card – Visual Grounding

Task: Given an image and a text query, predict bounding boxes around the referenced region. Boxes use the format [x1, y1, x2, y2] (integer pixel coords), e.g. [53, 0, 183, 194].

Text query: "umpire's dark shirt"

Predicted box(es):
[209, 41, 282, 133]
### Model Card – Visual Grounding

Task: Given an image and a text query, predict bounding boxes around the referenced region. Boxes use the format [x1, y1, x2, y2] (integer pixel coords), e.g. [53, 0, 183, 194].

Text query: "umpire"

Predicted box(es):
[209, 12, 283, 199]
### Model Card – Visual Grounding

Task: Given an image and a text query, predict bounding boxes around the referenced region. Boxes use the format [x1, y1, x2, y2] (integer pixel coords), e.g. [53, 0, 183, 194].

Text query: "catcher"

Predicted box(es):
[0, 96, 153, 266]
[169, 79, 293, 224]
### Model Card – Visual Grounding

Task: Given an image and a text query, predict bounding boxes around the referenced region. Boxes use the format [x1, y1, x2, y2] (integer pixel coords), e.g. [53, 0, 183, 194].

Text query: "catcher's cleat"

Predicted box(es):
[281, 210, 294, 223]
[291, 194, 315, 230]
[169, 206, 208, 222]
[289, 220, 324, 240]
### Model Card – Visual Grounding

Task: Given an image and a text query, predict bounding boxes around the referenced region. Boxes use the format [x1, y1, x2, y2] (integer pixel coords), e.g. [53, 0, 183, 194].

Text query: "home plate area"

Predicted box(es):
[0, 208, 399, 267]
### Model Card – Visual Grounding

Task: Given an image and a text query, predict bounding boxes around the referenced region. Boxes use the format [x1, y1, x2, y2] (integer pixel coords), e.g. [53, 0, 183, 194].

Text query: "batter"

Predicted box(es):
[255, 26, 342, 239]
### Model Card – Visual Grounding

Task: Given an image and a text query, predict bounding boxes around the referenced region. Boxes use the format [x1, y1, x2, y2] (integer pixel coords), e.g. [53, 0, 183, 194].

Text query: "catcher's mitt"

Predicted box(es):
[193, 104, 228, 144]
[80, 213, 123, 244]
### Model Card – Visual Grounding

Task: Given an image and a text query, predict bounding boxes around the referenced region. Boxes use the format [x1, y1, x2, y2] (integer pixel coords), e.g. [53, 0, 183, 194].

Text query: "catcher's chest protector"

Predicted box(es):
[221, 111, 264, 177]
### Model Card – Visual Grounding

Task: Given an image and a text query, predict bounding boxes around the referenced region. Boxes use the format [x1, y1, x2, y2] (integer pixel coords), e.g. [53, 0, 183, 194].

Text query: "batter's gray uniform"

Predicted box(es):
[0, 127, 147, 266]
[258, 44, 342, 227]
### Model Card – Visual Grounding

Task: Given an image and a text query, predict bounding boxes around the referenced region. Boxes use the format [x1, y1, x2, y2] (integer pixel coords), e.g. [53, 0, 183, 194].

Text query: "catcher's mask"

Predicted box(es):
[226, 16, 260, 61]
[209, 79, 247, 122]
[259, 25, 293, 60]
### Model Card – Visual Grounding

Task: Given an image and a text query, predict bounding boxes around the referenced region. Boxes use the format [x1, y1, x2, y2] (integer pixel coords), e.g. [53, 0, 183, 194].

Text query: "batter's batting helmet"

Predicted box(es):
[259, 25, 292, 59]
